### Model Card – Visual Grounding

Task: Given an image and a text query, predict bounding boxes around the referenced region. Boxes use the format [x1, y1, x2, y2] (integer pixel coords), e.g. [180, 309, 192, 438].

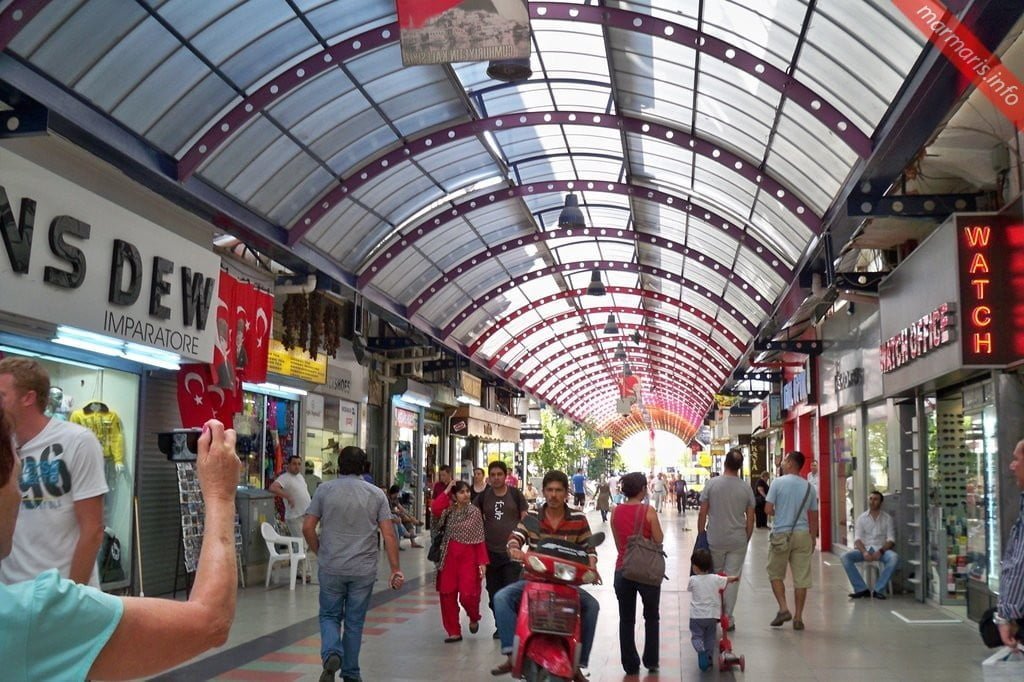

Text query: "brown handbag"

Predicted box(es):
[620, 502, 667, 586]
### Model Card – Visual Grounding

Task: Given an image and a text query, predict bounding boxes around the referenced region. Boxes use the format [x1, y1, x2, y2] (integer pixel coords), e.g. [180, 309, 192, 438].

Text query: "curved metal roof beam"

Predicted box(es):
[520, 335, 725, 393]
[442, 261, 771, 341]
[288, 110, 821, 246]
[529, 347, 720, 398]
[0, 2, 52, 49]
[532, 355, 719, 406]
[472, 286, 750, 359]
[544, 382, 705, 422]
[174, 3, 869, 180]
[554, 376, 707, 419]
[493, 307, 741, 376]
[406, 229, 783, 320]
[495, 313, 737, 378]
[360, 179, 791, 289]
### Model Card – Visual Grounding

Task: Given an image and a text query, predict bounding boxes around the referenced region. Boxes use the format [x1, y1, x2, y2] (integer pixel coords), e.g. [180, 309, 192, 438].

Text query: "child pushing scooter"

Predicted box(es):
[687, 549, 743, 672]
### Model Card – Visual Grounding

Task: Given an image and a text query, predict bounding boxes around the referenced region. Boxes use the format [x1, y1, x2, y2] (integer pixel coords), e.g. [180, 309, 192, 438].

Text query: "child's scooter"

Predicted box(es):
[717, 588, 745, 672]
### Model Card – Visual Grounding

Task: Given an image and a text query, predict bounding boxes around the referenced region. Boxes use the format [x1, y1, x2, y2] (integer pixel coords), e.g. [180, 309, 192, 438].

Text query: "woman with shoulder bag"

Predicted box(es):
[430, 480, 489, 643]
[610, 472, 665, 675]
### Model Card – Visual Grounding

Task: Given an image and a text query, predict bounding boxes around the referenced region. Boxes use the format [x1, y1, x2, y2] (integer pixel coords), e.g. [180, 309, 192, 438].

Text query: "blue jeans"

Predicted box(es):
[318, 570, 377, 679]
[841, 549, 899, 593]
[494, 579, 600, 667]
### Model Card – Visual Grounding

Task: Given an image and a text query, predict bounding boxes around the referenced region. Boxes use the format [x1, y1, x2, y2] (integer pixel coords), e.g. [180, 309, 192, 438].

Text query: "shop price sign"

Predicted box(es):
[267, 339, 327, 383]
[956, 215, 1024, 365]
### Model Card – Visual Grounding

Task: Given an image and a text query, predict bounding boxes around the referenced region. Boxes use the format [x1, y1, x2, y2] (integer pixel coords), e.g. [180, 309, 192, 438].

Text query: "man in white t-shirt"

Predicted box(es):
[270, 455, 315, 579]
[0, 357, 107, 587]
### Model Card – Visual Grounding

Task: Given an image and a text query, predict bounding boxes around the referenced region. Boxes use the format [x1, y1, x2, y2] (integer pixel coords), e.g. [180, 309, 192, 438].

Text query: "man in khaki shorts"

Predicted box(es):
[764, 451, 818, 631]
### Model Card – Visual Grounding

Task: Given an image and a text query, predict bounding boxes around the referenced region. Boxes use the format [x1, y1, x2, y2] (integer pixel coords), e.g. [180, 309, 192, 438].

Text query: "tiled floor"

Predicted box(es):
[157, 506, 997, 681]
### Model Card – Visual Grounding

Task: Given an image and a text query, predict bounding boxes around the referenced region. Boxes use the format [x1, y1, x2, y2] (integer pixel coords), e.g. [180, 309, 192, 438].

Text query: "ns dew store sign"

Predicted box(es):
[0, 150, 220, 362]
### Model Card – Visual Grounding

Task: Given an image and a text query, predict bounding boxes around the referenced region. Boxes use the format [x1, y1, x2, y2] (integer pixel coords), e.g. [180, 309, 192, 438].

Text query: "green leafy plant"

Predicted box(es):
[530, 410, 601, 478]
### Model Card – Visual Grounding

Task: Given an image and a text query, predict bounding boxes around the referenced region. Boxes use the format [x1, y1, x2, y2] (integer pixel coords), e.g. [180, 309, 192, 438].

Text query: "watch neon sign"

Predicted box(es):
[955, 215, 1024, 366]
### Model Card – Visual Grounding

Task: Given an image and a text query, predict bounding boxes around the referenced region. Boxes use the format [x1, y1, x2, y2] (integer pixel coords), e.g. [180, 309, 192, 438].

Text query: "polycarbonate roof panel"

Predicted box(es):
[4, 0, 941, 435]
[300, 0, 395, 41]
[533, 20, 610, 81]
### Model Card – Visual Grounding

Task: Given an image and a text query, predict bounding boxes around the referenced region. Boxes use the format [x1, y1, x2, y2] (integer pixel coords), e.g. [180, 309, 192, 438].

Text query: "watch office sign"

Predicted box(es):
[0, 150, 219, 361]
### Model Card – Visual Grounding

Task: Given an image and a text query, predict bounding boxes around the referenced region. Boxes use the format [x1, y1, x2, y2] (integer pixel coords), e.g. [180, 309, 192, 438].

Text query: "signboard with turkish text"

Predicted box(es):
[339, 400, 358, 435]
[0, 148, 220, 361]
[396, 0, 530, 66]
[304, 393, 324, 430]
[267, 339, 327, 383]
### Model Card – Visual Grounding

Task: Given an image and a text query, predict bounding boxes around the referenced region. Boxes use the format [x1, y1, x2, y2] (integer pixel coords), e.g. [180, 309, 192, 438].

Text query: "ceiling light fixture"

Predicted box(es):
[613, 342, 626, 360]
[586, 268, 606, 296]
[623, 362, 633, 376]
[557, 193, 586, 228]
[486, 58, 532, 82]
[603, 314, 619, 335]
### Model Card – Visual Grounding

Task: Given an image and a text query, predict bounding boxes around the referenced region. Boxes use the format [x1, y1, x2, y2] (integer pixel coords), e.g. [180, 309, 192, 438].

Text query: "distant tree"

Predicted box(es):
[531, 410, 599, 477]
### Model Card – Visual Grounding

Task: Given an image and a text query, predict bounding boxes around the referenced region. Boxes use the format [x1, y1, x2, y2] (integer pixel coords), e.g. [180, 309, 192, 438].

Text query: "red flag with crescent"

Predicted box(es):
[243, 287, 273, 384]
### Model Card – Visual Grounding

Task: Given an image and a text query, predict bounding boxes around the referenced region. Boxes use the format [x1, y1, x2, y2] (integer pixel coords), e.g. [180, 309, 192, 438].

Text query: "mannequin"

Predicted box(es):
[46, 386, 68, 420]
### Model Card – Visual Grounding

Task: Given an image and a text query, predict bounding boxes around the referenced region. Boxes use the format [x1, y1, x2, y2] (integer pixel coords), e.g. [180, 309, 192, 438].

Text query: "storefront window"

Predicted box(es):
[927, 394, 969, 605]
[832, 411, 858, 547]
[2, 346, 139, 590]
[964, 404, 999, 592]
[304, 398, 359, 483]
[235, 390, 298, 488]
[865, 403, 889, 494]
[392, 405, 420, 491]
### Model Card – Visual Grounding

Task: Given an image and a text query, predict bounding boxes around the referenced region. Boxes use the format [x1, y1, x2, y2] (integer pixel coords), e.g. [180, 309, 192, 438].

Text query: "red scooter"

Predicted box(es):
[510, 521, 604, 682]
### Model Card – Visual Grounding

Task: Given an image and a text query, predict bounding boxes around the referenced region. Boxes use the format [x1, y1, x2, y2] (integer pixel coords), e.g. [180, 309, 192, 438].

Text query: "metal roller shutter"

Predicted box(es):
[135, 373, 185, 596]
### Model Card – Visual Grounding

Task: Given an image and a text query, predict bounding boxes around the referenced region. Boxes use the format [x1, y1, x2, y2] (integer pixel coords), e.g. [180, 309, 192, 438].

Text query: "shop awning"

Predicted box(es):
[451, 405, 521, 442]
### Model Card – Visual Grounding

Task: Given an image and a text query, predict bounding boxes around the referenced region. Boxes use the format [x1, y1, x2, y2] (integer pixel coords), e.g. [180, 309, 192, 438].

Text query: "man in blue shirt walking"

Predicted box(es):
[571, 468, 587, 508]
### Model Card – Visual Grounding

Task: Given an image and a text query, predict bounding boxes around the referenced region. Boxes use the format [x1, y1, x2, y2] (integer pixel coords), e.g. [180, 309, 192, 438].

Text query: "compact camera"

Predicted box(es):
[158, 428, 203, 462]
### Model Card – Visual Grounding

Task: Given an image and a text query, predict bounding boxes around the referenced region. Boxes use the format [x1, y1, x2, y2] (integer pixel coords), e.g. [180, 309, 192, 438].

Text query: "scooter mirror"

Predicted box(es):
[586, 531, 605, 548]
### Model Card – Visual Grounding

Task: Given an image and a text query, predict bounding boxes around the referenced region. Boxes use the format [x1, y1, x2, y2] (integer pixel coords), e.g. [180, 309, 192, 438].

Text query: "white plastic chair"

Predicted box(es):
[860, 560, 894, 596]
[260, 522, 308, 590]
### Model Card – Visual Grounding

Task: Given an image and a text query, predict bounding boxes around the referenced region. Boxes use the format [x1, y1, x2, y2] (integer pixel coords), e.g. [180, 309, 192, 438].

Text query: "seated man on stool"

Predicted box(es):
[842, 490, 899, 599]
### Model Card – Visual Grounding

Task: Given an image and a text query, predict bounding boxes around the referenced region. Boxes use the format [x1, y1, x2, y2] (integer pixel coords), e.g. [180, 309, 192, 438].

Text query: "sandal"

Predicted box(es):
[770, 610, 792, 627]
[793, 619, 805, 630]
[491, 658, 513, 676]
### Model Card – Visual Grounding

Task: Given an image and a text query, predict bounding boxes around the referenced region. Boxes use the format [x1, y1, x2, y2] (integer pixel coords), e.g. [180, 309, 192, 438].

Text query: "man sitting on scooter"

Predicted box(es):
[490, 470, 599, 681]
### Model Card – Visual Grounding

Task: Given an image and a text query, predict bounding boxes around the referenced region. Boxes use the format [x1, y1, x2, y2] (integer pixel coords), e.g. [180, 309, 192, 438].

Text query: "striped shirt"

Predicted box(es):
[509, 504, 596, 557]
[999, 492, 1024, 620]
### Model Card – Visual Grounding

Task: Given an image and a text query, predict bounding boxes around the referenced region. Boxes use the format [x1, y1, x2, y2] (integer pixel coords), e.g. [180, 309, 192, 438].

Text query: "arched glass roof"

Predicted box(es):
[0, 0, 945, 441]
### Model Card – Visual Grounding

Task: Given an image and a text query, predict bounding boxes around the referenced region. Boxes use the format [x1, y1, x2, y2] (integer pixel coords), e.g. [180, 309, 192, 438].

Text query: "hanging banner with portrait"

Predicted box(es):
[396, 0, 530, 65]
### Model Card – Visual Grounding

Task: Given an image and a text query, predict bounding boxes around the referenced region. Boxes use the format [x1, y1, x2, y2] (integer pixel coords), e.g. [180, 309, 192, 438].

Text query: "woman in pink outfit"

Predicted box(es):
[430, 479, 489, 642]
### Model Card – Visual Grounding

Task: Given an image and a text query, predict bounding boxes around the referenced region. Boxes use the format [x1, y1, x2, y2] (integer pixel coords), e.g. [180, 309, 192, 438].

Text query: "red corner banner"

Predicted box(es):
[893, 0, 1024, 129]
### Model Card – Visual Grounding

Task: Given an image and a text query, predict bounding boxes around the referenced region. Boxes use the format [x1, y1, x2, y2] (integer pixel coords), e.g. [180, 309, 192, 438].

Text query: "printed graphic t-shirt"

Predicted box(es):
[1, 570, 124, 681]
[474, 486, 527, 554]
[0, 419, 108, 587]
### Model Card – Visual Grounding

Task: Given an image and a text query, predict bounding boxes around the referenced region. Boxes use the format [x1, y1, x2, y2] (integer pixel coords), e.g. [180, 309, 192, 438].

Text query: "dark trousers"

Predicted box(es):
[675, 494, 684, 513]
[574, 492, 586, 507]
[755, 500, 768, 528]
[485, 551, 522, 614]
[613, 570, 660, 673]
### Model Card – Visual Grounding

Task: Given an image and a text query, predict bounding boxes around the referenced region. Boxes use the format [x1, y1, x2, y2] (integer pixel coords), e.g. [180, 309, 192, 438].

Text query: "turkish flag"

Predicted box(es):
[233, 280, 256, 378]
[244, 287, 273, 384]
[178, 365, 216, 427]
[211, 271, 238, 391]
